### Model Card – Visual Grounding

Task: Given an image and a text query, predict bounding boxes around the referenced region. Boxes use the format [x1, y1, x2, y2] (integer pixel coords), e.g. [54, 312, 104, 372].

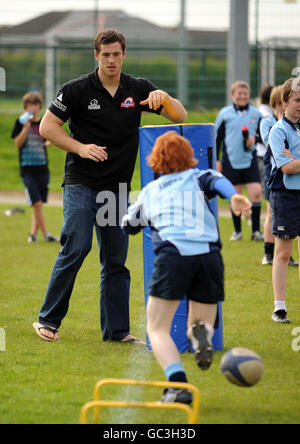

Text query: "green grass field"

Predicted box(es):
[0, 109, 299, 424]
[0, 203, 299, 424]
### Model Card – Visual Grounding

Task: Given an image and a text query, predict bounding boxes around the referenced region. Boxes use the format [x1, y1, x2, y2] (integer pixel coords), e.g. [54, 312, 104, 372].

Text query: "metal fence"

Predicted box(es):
[0, 42, 299, 112]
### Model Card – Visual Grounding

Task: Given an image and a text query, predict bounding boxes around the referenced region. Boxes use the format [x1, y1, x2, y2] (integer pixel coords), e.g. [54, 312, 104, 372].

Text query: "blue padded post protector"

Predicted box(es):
[139, 124, 223, 352]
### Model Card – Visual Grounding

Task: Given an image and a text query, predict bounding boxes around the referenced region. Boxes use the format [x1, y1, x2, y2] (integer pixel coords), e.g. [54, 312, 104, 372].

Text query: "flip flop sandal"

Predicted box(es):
[120, 335, 146, 345]
[33, 322, 59, 342]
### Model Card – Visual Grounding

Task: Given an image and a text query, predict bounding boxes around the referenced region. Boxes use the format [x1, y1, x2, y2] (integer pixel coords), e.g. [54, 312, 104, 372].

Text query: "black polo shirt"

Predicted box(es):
[48, 69, 162, 191]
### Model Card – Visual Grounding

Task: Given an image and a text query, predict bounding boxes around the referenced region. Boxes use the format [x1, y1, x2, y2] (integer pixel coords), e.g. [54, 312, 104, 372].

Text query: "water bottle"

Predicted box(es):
[242, 125, 249, 151]
[19, 112, 34, 125]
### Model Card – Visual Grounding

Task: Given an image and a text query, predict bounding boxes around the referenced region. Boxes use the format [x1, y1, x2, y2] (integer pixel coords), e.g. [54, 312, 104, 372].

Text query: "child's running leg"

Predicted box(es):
[147, 296, 192, 404]
[147, 296, 181, 370]
[187, 301, 217, 370]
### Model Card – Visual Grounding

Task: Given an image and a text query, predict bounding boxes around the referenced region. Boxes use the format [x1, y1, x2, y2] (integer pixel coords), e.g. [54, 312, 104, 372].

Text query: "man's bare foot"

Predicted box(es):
[33, 322, 59, 342]
[40, 327, 59, 341]
[120, 334, 146, 345]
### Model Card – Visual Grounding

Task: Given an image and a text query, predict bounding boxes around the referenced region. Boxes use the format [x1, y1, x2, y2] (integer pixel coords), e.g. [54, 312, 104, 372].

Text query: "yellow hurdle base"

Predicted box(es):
[80, 378, 200, 424]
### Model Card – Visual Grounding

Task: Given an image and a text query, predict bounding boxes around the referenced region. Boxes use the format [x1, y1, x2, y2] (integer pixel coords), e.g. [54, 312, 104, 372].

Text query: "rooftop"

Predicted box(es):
[0, 9, 227, 47]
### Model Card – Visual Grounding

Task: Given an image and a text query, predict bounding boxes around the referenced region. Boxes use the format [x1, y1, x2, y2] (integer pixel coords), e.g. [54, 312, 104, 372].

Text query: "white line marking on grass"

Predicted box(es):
[105, 347, 152, 425]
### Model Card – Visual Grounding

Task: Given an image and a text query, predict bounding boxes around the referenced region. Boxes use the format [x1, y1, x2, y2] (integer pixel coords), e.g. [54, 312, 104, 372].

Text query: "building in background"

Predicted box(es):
[0, 10, 227, 47]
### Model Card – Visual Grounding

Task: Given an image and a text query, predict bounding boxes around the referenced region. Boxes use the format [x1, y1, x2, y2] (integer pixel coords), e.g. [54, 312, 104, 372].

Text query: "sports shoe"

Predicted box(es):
[44, 233, 60, 242]
[4, 207, 25, 216]
[262, 254, 273, 265]
[28, 234, 37, 243]
[190, 320, 214, 370]
[288, 256, 299, 267]
[161, 387, 193, 405]
[271, 310, 291, 324]
[251, 231, 264, 241]
[230, 231, 242, 241]
[262, 256, 298, 266]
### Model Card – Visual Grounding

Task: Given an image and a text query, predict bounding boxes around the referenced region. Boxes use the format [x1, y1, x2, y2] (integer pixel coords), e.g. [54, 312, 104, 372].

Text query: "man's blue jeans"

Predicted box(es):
[39, 185, 131, 341]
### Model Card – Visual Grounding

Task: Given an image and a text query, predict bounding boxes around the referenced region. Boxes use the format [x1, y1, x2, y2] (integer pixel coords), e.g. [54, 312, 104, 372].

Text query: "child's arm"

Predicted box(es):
[230, 194, 252, 217]
[216, 121, 225, 158]
[215, 110, 226, 172]
[212, 176, 252, 216]
[243, 110, 262, 150]
[198, 171, 252, 216]
[281, 158, 300, 174]
[260, 117, 272, 147]
[246, 135, 256, 149]
[270, 125, 300, 175]
[13, 120, 31, 149]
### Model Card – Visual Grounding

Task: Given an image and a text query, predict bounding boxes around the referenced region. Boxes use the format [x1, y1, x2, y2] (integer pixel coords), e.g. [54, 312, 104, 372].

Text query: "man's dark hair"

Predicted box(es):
[260, 85, 273, 105]
[94, 29, 126, 53]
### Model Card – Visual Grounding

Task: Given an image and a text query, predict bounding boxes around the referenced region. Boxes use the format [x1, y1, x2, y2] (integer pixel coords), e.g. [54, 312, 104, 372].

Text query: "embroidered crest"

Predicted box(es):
[121, 97, 135, 108]
[88, 99, 101, 110]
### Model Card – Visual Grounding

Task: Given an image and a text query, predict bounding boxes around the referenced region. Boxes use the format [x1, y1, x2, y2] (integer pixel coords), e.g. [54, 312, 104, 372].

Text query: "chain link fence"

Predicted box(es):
[1, 42, 299, 113]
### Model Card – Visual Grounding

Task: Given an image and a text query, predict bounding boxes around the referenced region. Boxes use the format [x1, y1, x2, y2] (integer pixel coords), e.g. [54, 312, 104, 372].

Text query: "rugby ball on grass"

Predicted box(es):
[220, 348, 264, 387]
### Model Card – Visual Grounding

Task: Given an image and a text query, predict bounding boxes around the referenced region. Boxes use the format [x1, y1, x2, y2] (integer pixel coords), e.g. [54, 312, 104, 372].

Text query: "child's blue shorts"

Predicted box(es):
[270, 189, 300, 239]
[22, 173, 49, 206]
[148, 246, 224, 304]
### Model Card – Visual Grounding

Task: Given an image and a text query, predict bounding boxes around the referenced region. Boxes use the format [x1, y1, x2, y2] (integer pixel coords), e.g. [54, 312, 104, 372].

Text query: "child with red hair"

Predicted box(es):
[147, 130, 198, 173]
[122, 131, 251, 404]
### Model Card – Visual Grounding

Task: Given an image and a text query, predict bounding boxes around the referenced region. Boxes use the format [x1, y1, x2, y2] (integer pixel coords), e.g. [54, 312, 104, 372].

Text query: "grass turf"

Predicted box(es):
[0, 203, 299, 424]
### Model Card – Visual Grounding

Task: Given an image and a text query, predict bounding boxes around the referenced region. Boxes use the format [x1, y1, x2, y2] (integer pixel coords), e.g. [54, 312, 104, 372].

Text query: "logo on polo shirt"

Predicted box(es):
[88, 99, 101, 110]
[53, 94, 67, 112]
[121, 97, 135, 108]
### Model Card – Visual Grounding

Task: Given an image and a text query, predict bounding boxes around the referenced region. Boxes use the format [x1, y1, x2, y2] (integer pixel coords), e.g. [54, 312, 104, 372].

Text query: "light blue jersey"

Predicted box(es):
[215, 104, 262, 169]
[260, 114, 278, 183]
[269, 115, 300, 190]
[260, 114, 277, 147]
[122, 168, 236, 256]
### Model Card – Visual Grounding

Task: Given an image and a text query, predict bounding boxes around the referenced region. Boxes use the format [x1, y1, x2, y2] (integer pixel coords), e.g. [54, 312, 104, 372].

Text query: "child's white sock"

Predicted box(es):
[274, 300, 286, 312]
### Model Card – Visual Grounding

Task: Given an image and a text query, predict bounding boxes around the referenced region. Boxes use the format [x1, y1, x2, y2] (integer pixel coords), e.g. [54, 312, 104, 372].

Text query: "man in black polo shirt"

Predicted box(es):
[33, 29, 187, 343]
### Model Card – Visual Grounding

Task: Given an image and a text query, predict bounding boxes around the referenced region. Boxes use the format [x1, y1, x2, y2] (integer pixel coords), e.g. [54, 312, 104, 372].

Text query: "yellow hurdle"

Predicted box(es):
[80, 378, 200, 425]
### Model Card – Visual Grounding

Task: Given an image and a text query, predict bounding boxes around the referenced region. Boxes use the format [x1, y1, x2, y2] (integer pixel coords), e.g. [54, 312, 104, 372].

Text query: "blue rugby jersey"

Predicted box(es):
[215, 104, 263, 169]
[260, 114, 277, 147]
[269, 115, 300, 191]
[260, 114, 278, 183]
[122, 168, 236, 256]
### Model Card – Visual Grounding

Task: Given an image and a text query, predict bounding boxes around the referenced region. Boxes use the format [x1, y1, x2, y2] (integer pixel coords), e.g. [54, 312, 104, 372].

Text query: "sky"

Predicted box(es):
[1, 0, 300, 42]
